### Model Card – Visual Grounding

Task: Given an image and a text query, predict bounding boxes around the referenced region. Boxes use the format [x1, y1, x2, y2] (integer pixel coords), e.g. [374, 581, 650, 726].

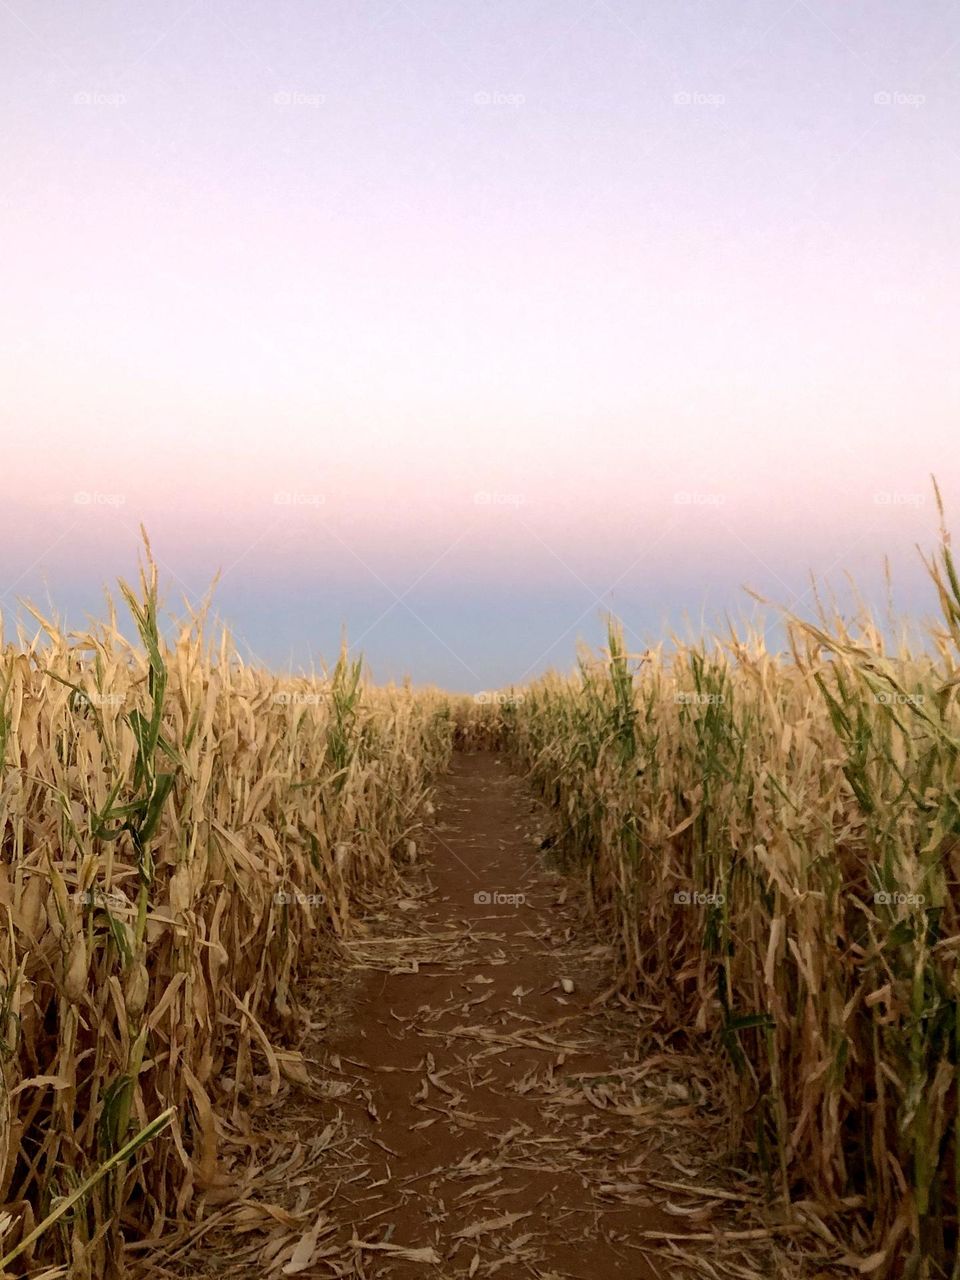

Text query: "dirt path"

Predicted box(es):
[160, 754, 811, 1280]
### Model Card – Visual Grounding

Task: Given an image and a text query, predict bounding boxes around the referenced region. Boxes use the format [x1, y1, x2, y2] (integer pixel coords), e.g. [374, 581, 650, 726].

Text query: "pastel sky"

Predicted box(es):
[2, 0, 958, 688]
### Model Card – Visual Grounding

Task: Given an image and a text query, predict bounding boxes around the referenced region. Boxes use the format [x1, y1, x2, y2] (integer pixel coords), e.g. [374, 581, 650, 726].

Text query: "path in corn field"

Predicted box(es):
[167, 753, 812, 1280]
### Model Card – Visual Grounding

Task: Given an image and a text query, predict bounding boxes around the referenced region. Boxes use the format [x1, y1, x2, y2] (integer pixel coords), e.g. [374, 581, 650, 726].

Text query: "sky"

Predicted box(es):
[2, 0, 959, 689]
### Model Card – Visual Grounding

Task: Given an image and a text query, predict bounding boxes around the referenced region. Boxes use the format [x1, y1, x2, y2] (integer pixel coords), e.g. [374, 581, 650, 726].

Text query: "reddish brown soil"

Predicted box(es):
[319, 751, 672, 1279]
[157, 753, 811, 1280]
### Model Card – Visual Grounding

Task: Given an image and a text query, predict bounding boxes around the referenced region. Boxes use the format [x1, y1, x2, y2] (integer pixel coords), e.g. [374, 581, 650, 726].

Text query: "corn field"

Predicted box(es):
[0, 545, 453, 1277]
[5, 517, 960, 1279]
[472, 504, 960, 1278]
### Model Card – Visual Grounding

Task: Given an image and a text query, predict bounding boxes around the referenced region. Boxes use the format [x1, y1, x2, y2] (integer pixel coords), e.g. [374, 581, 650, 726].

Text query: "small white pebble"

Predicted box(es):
[560, 978, 575, 994]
